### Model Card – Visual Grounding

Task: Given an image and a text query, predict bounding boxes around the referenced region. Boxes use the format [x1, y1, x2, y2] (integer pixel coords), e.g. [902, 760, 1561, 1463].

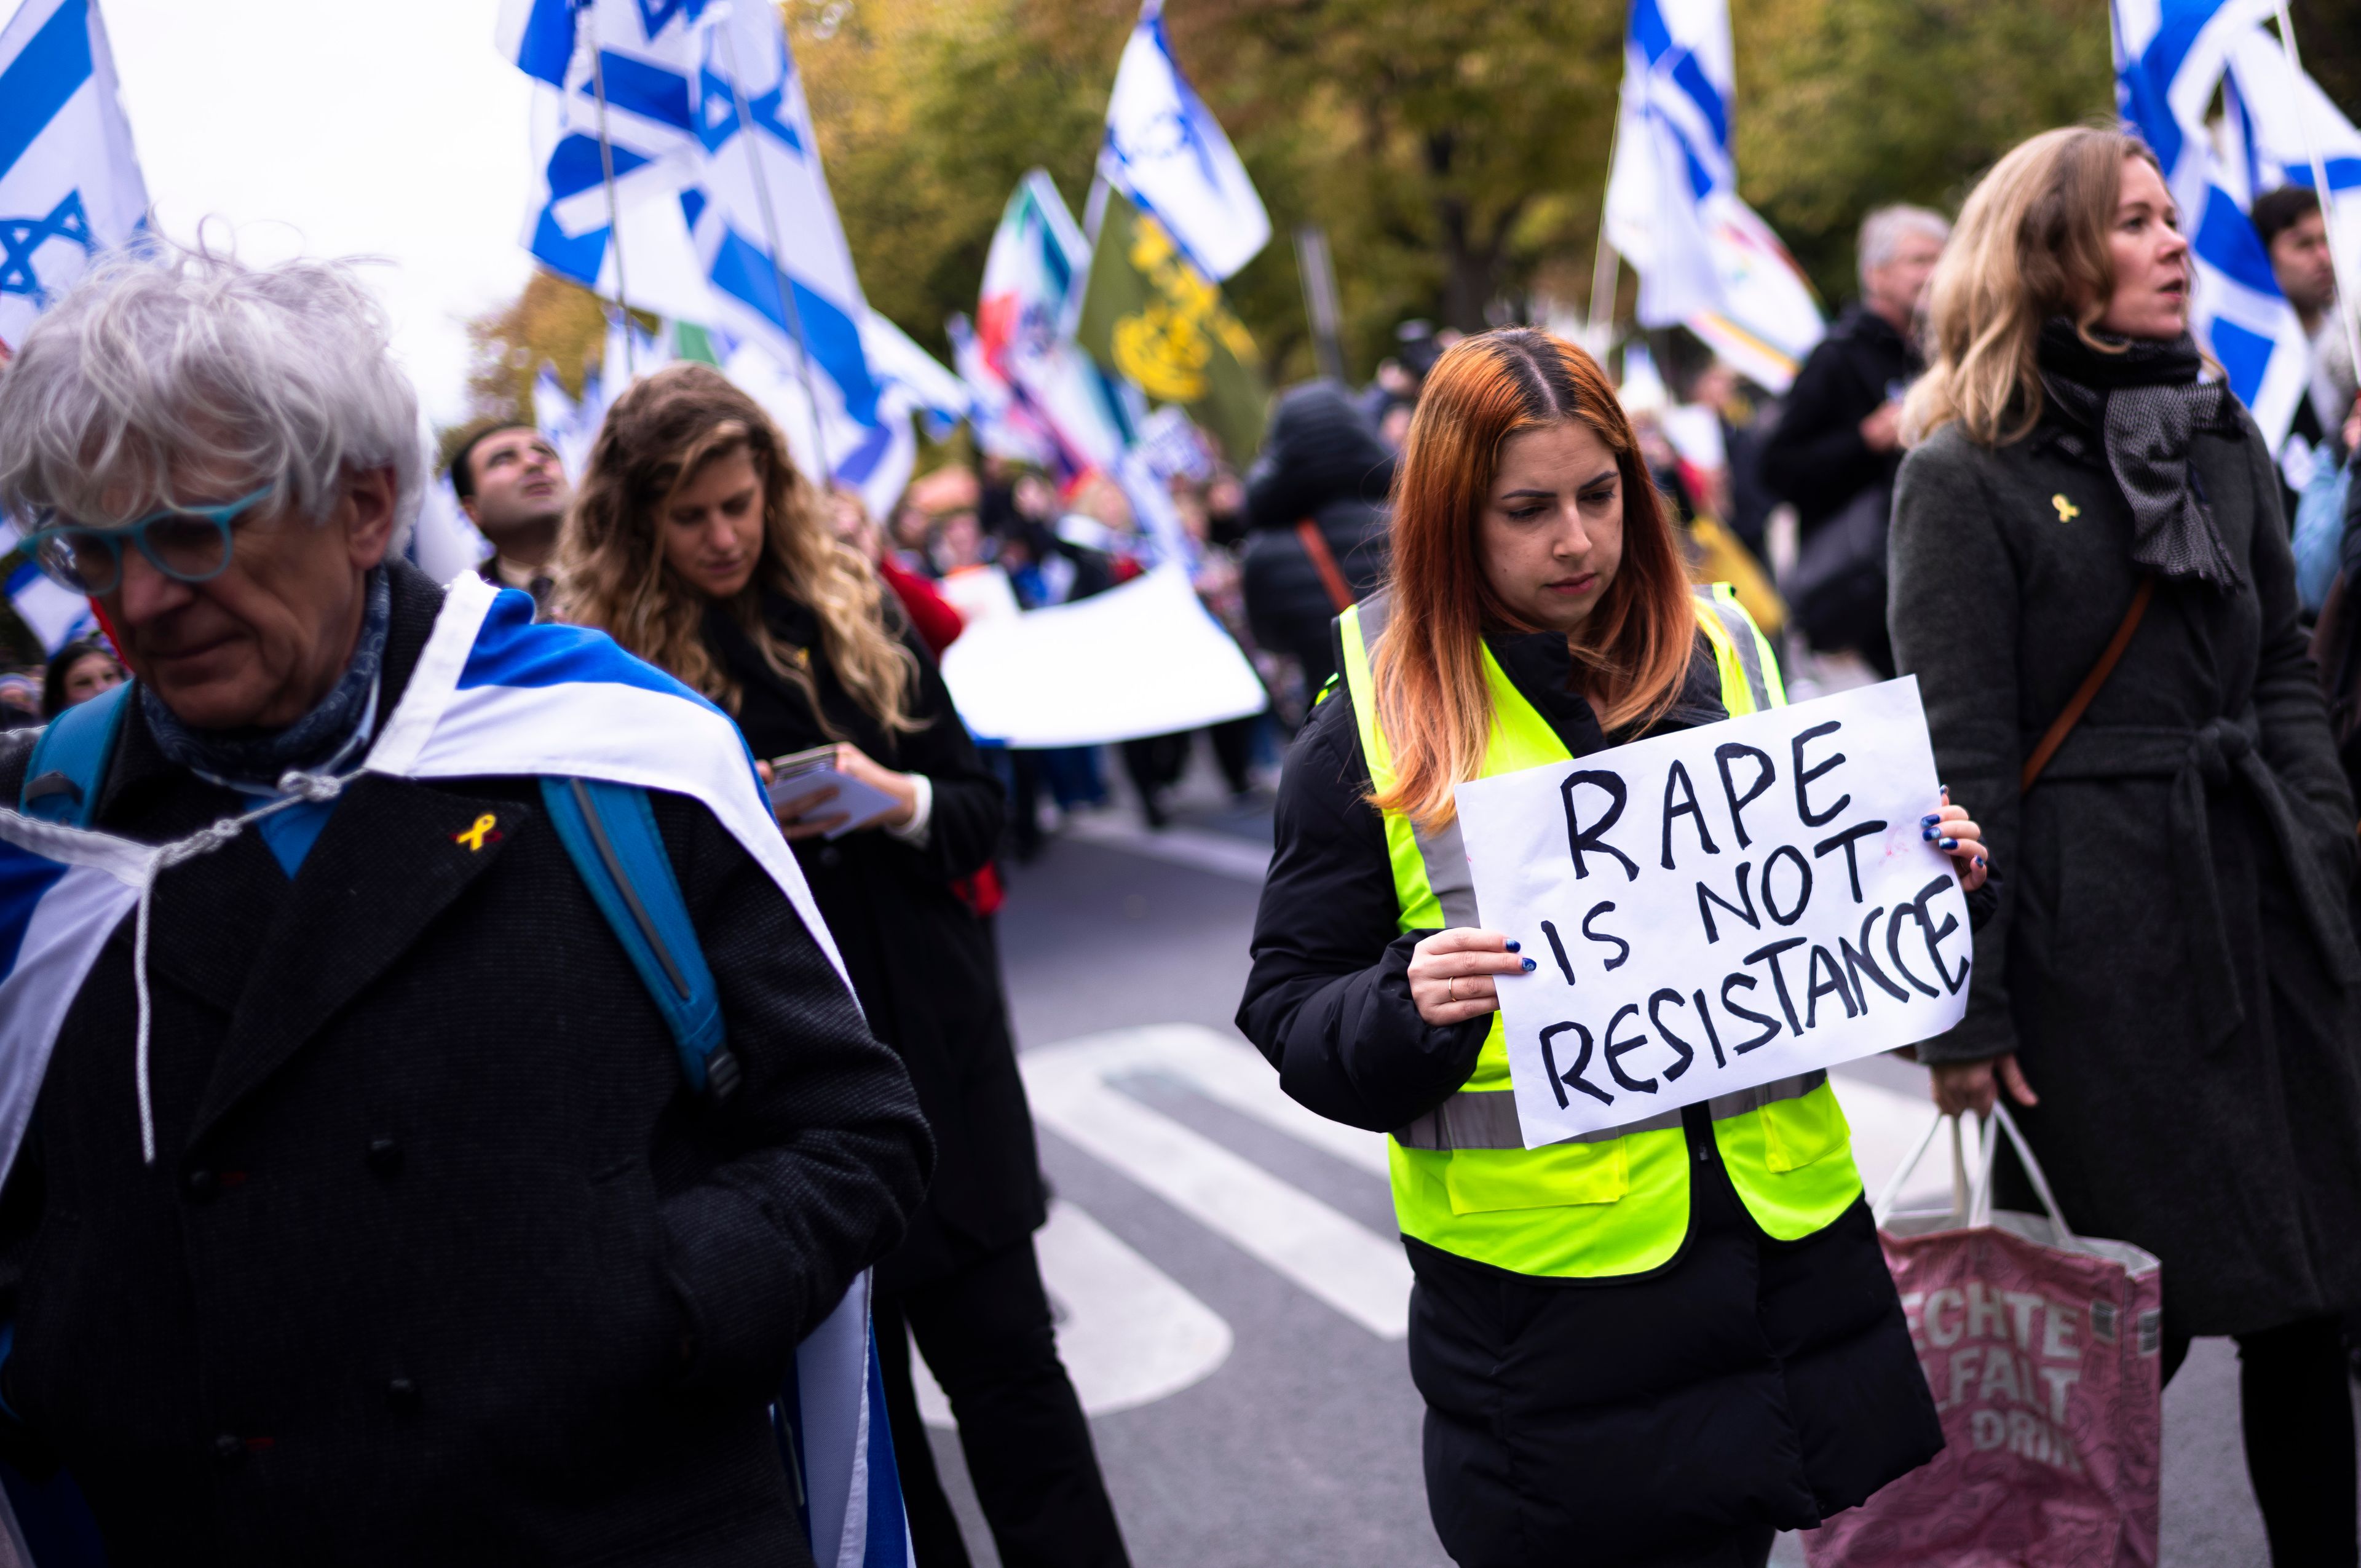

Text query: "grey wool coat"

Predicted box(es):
[1889, 402, 2361, 1336]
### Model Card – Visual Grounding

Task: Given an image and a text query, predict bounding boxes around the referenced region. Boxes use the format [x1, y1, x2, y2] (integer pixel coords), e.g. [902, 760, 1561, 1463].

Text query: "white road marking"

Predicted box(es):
[912, 1198, 1234, 1427]
[1022, 1026, 1412, 1339]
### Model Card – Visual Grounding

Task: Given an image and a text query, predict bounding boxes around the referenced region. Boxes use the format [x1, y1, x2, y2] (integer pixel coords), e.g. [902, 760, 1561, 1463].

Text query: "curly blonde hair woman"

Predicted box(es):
[558, 363, 1131, 1568]
[558, 364, 917, 733]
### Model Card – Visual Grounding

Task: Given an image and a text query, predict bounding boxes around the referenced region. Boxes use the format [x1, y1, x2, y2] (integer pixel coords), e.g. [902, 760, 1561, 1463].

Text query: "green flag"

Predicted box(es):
[1077, 190, 1268, 465]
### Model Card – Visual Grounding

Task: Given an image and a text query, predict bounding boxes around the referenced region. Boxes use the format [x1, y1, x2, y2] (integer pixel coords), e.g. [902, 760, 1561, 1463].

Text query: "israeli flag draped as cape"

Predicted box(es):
[0, 572, 909, 1567]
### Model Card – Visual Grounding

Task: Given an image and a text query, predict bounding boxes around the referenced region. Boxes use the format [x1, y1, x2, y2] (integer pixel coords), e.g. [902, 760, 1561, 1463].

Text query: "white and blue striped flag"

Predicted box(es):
[0, 571, 908, 1564]
[2, 525, 97, 652]
[1601, 0, 1824, 392]
[500, 0, 716, 322]
[0, 0, 147, 358]
[2113, 0, 2311, 447]
[683, 0, 881, 431]
[1097, 0, 1269, 282]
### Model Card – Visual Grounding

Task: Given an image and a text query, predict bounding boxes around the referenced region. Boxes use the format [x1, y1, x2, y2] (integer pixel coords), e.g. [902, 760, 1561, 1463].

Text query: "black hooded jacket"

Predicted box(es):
[1241, 382, 1396, 693]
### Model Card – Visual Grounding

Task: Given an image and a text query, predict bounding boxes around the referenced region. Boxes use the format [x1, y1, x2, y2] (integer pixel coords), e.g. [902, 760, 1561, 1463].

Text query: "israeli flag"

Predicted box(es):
[2, 529, 97, 653]
[1601, 0, 1823, 392]
[0, 571, 910, 1564]
[500, 0, 722, 323]
[0, 0, 148, 357]
[684, 1, 880, 429]
[2220, 25, 2361, 338]
[2114, 0, 2311, 446]
[1097, 0, 1269, 282]
[0, 812, 144, 1182]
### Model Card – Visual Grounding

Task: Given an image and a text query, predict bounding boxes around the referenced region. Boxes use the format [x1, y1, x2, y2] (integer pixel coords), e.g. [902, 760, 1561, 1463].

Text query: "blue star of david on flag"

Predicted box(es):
[1, 191, 95, 297]
[0, 0, 151, 353]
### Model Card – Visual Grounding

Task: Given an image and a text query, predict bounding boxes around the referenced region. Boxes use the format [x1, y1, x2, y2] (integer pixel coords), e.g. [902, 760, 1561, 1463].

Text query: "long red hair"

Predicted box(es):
[1370, 328, 1695, 830]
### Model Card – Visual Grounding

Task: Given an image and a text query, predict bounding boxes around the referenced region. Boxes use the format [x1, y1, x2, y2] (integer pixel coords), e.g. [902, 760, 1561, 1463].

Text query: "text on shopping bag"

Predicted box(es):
[1453, 678, 1971, 1146]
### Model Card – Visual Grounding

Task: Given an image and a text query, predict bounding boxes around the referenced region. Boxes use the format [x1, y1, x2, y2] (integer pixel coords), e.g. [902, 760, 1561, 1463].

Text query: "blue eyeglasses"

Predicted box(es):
[23, 486, 276, 596]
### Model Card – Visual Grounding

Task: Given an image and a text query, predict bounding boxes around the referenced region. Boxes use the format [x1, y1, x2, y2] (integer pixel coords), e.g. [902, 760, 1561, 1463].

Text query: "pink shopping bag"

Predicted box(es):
[1802, 1103, 2164, 1568]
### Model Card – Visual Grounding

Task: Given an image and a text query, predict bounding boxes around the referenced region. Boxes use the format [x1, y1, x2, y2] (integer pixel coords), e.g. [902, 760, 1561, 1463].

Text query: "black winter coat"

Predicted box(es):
[1237, 622, 1942, 1563]
[0, 563, 932, 1566]
[1760, 306, 1920, 539]
[1241, 382, 1394, 693]
[1891, 400, 2361, 1336]
[706, 596, 1042, 1294]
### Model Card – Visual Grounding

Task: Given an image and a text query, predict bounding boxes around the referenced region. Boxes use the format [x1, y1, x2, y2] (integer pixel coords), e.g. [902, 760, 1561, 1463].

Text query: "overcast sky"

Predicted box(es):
[102, 0, 539, 426]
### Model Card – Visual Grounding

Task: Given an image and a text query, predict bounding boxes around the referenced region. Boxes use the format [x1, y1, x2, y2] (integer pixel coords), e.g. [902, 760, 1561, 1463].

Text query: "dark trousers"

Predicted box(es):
[2163, 1317, 2357, 1568]
[874, 1238, 1129, 1568]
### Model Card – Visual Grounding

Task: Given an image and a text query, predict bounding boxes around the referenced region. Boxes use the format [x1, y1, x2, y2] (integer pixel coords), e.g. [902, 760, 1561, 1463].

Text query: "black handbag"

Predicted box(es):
[1784, 480, 1892, 653]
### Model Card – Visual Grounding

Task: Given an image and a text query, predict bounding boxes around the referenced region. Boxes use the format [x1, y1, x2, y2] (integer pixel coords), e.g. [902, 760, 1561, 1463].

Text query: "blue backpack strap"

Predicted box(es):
[18, 681, 131, 826]
[538, 776, 739, 1101]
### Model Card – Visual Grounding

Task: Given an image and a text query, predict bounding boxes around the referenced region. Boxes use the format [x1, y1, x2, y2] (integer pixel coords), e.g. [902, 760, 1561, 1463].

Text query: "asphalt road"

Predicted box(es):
[911, 764, 2355, 1567]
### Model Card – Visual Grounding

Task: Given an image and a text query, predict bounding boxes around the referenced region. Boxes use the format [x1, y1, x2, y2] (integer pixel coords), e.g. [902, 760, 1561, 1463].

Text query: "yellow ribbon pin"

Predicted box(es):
[455, 814, 498, 852]
[2052, 493, 2080, 523]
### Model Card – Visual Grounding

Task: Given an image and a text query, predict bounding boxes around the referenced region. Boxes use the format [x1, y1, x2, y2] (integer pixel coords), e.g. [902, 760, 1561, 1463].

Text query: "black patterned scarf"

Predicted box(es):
[2036, 319, 2242, 590]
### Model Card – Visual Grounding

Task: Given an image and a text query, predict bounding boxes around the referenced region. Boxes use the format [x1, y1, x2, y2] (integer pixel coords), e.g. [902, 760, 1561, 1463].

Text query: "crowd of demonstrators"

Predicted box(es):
[1241, 328, 1996, 1568]
[1762, 203, 1950, 676]
[1891, 127, 2361, 1566]
[556, 366, 1130, 1568]
[0, 632, 129, 733]
[1241, 380, 1396, 707]
[0, 251, 934, 1562]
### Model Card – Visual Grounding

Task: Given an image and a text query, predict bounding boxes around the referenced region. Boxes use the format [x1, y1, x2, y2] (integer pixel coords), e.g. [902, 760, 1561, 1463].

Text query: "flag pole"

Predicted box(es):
[2272, 1, 2361, 389]
[1585, 98, 1626, 360]
[716, 15, 832, 482]
[585, 18, 637, 380]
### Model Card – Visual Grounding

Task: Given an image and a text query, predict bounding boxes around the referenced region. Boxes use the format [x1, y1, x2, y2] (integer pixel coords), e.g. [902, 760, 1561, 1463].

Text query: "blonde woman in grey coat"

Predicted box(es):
[1888, 125, 2361, 1566]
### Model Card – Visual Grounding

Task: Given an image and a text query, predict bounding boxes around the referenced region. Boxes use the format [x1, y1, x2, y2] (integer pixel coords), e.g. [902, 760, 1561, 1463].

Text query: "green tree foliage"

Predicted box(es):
[1734, 0, 2113, 304]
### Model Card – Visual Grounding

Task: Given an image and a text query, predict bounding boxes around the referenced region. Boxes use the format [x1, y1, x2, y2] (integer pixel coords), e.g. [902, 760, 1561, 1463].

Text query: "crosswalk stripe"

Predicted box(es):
[1023, 1029, 1412, 1339]
[913, 1198, 1233, 1427]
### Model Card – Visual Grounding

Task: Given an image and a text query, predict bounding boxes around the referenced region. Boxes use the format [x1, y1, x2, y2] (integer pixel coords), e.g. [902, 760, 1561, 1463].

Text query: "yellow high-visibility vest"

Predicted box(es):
[1337, 584, 1864, 1278]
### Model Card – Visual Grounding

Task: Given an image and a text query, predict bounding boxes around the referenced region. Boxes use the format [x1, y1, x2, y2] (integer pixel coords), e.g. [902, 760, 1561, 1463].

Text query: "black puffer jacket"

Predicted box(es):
[1241, 382, 1394, 694]
[1236, 625, 1944, 1564]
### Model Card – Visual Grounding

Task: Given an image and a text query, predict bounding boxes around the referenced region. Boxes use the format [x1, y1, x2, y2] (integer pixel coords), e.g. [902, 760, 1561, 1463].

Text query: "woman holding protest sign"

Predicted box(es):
[560, 366, 1130, 1568]
[1891, 125, 2361, 1564]
[1240, 328, 1985, 1567]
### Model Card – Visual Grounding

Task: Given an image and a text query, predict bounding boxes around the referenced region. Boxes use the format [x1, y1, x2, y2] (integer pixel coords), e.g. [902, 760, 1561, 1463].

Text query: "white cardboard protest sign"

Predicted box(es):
[1454, 678, 1971, 1148]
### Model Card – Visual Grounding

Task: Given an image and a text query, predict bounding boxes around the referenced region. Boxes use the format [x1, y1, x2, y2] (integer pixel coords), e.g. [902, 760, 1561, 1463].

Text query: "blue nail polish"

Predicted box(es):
[1505, 940, 1521, 952]
[1921, 813, 1940, 826]
[1921, 826, 1937, 841]
[1974, 856, 1987, 869]
[1940, 836, 1958, 850]
[1521, 957, 1536, 972]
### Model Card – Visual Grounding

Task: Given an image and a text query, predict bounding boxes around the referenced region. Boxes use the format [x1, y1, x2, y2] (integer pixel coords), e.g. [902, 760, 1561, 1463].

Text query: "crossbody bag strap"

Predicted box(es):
[2020, 575, 2156, 793]
[1295, 518, 1356, 613]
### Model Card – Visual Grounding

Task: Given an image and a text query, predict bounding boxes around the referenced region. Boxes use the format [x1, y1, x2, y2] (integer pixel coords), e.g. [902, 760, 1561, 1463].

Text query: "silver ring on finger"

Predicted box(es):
[1446, 975, 1457, 1003]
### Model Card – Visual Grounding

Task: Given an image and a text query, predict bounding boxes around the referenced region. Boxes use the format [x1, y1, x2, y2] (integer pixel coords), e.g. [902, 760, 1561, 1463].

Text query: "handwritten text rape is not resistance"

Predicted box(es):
[1454, 679, 1972, 1146]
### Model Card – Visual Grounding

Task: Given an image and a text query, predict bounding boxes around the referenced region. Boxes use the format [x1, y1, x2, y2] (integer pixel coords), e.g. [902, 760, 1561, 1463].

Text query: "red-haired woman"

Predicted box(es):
[1239, 330, 1971, 1567]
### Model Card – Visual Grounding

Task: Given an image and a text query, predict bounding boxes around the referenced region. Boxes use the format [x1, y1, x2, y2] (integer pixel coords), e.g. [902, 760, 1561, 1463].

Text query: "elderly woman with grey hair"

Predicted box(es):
[0, 247, 930, 1564]
[1891, 125, 2361, 1566]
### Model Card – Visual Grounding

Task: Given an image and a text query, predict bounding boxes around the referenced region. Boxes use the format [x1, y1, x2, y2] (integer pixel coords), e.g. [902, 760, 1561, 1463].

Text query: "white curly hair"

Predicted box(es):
[0, 243, 422, 539]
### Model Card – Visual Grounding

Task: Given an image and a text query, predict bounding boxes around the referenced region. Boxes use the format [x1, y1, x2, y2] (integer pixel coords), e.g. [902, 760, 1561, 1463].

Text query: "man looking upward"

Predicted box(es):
[2254, 184, 2349, 526]
[449, 423, 567, 615]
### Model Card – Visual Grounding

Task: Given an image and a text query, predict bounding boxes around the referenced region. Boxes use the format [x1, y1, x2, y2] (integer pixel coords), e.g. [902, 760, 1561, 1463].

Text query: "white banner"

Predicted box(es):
[1455, 678, 1971, 1147]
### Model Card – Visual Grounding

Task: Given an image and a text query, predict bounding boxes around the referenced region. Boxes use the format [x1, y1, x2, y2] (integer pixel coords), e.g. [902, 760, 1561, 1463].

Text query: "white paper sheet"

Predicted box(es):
[939, 566, 1267, 748]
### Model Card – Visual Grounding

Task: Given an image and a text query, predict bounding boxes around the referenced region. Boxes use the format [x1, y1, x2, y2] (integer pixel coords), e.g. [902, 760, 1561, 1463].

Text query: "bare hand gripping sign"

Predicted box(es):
[1455, 678, 1971, 1147]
